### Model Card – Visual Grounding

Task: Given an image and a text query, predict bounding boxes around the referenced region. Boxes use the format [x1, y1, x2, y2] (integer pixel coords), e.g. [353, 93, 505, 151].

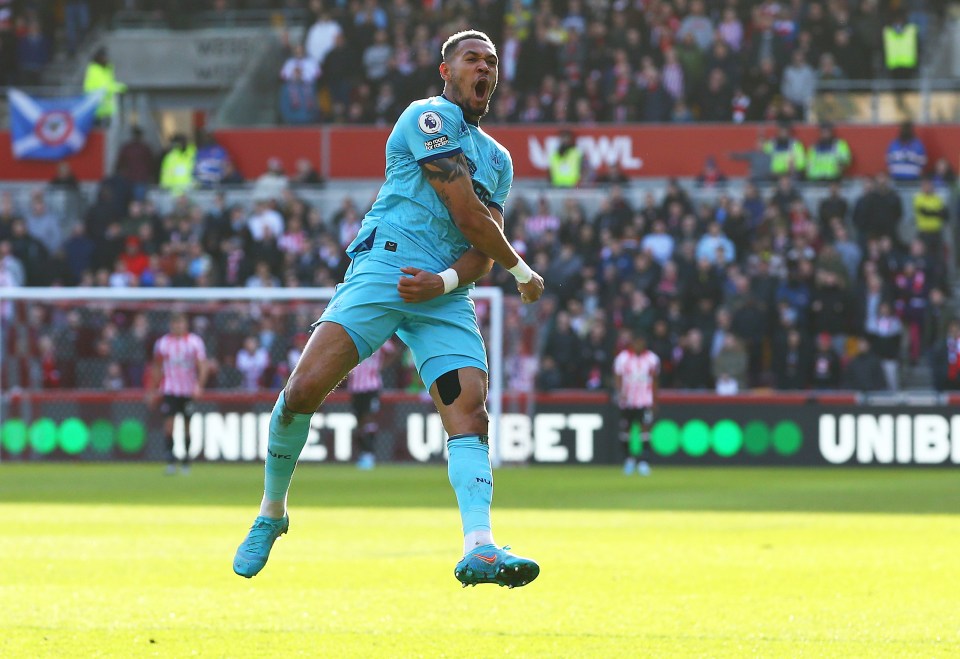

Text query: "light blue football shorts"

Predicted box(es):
[315, 251, 487, 391]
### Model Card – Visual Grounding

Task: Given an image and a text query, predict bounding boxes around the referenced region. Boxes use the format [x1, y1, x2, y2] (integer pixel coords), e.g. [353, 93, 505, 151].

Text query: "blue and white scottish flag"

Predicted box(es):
[7, 88, 103, 160]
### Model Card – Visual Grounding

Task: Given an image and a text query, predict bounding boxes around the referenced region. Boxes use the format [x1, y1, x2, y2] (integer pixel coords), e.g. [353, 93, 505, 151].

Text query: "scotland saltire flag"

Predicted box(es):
[7, 88, 103, 160]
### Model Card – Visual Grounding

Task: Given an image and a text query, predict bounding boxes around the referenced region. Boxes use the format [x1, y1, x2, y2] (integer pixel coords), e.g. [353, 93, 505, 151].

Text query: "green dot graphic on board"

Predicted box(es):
[712, 419, 743, 457]
[650, 420, 681, 456]
[680, 420, 711, 456]
[59, 418, 90, 455]
[743, 421, 771, 455]
[117, 419, 146, 453]
[90, 420, 115, 454]
[29, 418, 58, 454]
[1, 419, 28, 454]
[772, 421, 803, 455]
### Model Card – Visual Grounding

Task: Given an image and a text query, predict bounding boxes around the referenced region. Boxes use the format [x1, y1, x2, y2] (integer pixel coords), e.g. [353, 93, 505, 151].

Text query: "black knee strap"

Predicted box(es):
[436, 369, 462, 406]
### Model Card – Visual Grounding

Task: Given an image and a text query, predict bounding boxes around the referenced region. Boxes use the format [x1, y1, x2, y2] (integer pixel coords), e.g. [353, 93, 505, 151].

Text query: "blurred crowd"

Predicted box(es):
[2, 146, 958, 393]
[1, 1, 945, 123]
[276, 0, 943, 125]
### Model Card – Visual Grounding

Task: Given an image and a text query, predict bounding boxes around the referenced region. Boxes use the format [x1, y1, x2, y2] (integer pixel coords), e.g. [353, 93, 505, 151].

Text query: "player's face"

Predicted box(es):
[443, 39, 498, 119]
[171, 317, 187, 335]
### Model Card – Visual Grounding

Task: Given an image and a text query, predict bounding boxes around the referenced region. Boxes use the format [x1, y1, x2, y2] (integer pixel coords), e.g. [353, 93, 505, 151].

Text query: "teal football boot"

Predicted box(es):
[454, 544, 540, 588]
[233, 515, 289, 578]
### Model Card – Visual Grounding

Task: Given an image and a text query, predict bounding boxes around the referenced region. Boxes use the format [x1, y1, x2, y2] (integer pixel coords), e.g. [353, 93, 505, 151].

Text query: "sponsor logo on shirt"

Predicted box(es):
[418, 111, 442, 134]
[424, 135, 449, 150]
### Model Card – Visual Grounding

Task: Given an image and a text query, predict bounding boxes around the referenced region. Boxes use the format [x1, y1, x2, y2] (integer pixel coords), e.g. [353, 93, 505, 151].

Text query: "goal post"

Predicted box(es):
[0, 286, 504, 465]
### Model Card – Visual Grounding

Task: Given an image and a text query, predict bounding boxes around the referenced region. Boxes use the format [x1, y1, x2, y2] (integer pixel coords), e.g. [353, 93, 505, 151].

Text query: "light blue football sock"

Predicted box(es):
[264, 391, 312, 502]
[447, 434, 493, 537]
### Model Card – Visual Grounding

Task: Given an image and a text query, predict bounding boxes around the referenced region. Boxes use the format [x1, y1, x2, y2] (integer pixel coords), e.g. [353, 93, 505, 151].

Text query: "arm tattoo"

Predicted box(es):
[422, 153, 470, 183]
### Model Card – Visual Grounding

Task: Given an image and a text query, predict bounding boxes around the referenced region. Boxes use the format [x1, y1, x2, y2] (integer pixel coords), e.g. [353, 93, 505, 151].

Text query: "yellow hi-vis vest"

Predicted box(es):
[884, 25, 918, 69]
[806, 139, 852, 181]
[160, 145, 197, 195]
[914, 191, 945, 234]
[549, 147, 582, 187]
[83, 62, 127, 119]
[763, 139, 806, 176]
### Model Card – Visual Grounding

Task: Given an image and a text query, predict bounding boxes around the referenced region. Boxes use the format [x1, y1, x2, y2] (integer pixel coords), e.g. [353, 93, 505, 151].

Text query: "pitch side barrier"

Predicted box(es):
[3, 391, 960, 467]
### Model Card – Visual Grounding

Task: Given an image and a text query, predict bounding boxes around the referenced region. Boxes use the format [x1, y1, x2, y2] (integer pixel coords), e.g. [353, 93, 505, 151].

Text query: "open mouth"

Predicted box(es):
[474, 79, 488, 101]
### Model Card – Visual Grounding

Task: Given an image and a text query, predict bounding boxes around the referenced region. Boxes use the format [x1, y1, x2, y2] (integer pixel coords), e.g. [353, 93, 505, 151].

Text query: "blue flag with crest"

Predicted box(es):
[7, 88, 102, 160]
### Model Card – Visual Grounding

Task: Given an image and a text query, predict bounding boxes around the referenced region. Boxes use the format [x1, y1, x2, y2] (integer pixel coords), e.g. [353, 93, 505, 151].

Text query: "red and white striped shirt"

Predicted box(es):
[154, 333, 207, 396]
[348, 341, 396, 393]
[613, 349, 660, 409]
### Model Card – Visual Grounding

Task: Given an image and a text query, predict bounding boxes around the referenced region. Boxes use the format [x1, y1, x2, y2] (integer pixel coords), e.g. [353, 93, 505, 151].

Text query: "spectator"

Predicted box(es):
[115, 126, 156, 199]
[886, 121, 927, 182]
[0, 240, 25, 287]
[83, 47, 126, 125]
[882, 11, 919, 79]
[281, 43, 320, 85]
[65, 0, 91, 56]
[729, 135, 773, 182]
[291, 158, 323, 186]
[930, 157, 956, 189]
[247, 198, 284, 243]
[853, 174, 903, 244]
[548, 130, 583, 188]
[780, 49, 816, 119]
[696, 156, 727, 188]
[304, 11, 342, 69]
[717, 8, 744, 52]
[193, 129, 232, 188]
[762, 122, 806, 179]
[817, 183, 849, 235]
[913, 176, 947, 257]
[676, 329, 712, 390]
[773, 328, 810, 390]
[252, 158, 290, 202]
[23, 191, 63, 256]
[279, 66, 320, 125]
[236, 335, 269, 390]
[677, 0, 714, 51]
[843, 337, 887, 391]
[49, 161, 81, 191]
[159, 134, 196, 195]
[543, 311, 582, 387]
[806, 122, 851, 183]
[810, 332, 842, 389]
[932, 321, 960, 391]
[712, 334, 748, 391]
[641, 219, 675, 265]
[696, 222, 735, 264]
[362, 29, 393, 84]
[866, 301, 903, 390]
[698, 68, 733, 122]
[15, 18, 49, 86]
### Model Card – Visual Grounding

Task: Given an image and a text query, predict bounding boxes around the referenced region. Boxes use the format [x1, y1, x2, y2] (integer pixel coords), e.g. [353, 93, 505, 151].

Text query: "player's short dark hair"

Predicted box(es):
[441, 30, 495, 61]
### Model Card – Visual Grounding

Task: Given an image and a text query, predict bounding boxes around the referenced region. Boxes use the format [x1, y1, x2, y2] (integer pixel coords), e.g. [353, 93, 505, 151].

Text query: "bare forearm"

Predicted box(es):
[422, 154, 520, 269]
[451, 248, 494, 286]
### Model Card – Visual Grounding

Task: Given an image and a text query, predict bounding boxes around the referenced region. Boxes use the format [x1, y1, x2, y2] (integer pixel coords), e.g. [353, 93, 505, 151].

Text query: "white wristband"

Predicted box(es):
[438, 268, 459, 294]
[508, 258, 533, 284]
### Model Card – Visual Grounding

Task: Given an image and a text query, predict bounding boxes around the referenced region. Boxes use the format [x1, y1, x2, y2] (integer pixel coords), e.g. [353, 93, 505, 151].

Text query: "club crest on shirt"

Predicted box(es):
[418, 111, 442, 134]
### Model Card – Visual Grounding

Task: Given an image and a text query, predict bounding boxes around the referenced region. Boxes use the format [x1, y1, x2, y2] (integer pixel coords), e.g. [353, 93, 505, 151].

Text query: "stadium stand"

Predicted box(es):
[1, 0, 959, 396]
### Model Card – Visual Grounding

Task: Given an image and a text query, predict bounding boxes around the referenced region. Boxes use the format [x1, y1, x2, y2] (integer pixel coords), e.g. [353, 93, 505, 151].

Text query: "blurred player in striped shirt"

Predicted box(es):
[151, 313, 209, 475]
[349, 339, 398, 470]
[613, 331, 660, 476]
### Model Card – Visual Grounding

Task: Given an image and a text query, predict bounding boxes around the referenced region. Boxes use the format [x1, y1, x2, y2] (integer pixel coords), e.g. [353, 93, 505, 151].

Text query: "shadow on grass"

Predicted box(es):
[1, 464, 958, 515]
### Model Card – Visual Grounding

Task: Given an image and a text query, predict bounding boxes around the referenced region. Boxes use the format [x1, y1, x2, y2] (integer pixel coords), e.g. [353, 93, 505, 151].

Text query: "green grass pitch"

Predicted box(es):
[1, 464, 958, 657]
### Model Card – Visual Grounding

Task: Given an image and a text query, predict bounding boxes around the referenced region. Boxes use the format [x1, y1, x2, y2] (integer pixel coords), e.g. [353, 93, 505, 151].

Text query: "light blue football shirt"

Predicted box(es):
[346, 95, 514, 273]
